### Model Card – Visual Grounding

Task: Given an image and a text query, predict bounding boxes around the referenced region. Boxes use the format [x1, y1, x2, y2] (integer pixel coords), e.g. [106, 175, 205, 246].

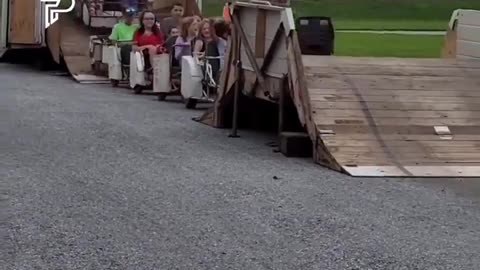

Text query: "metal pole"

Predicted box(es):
[229, 59, 241, 138]
[278, 75, 286, 136]
[229, 28, 241, 138]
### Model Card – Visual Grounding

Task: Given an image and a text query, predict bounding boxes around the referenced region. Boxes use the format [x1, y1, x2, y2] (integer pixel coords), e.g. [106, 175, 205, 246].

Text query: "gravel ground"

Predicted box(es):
[1, 64, 480, 270]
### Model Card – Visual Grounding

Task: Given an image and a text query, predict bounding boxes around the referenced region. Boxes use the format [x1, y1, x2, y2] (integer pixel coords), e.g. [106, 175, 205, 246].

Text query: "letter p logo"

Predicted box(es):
[40, 0, 76, 28]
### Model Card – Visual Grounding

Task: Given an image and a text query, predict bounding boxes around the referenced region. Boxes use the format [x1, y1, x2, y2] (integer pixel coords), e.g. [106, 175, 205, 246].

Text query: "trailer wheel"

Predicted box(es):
[133, 85, 143, 95]
[111, 80, 119, 87]
[185, 98, 197, 109]
[158, 93, 167, 101]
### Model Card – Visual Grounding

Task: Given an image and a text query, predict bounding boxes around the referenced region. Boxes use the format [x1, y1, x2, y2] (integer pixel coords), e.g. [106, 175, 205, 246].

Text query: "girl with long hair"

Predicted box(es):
[132, 11, 166, 69]
[193, 19, 227, 83]
[174, 16, 199, 62]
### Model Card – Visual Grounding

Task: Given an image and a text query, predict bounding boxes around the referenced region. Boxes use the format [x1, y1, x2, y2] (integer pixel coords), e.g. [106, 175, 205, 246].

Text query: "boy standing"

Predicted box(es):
[161, 2, 185, 37]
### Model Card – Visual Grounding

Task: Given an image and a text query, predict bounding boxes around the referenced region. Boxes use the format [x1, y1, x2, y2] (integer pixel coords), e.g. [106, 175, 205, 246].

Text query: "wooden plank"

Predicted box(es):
[184, 0, 201, 16]
[46, 17, 61, 64]
[311, 101, 480, 112]
[305, 65, 480, 77]
[338, 157, 480, 166]
[9, 0, 37, 44]
[309, 94, 480, 104]
[314, 109, 480, 119]
[287, 35, 307, 128]
[213, 26, 239, 128]
[314, 116, 480, 126]
[334, 154, 480, 164]
[301, 55, 480, 68]
[286, 32, 340, 171]
[343, 166, 480, 177]
[329, 146, 480, 154]
[315, 124, 480, 135]
[319, 133, 480, 141]
[255, 9, 267, 58]
[251, 24, 285, 96]
[323, 139, 480, 164]
[244, 70, 283, 100]
[404, 166, 480, 177]
[309, 88, 480, 97]
[306, 75, 480, 91]
[323, 139, 480, 148]
[342, 166, 408, 177]
[329, 147, 480, 157]
[263, 10, 288, 77]
[232, 12, 269, 96]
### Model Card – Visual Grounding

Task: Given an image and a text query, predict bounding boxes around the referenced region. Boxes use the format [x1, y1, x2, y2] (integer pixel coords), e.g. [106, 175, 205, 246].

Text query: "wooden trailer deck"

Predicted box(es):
[297, 55, 480, 177]
[205, 1, 480, 177]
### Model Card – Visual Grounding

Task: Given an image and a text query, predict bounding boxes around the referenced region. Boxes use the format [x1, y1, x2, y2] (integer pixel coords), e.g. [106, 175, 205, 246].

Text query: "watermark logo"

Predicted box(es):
[40, 0, 76, 28]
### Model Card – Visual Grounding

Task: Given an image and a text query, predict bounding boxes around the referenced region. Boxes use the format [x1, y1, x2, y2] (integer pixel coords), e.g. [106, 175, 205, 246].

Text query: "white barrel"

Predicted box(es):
[153, 54, 171, 93]
[129, 52, 146, 88]
[104, 46, 123, 80]
[180, 56, 203, 99]
[102, 45, 112, 64]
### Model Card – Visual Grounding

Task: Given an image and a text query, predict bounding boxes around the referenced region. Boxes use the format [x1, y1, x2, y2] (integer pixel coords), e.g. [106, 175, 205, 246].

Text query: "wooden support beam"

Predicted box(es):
[231, 12, 270, 97]
[252, 24, 285, 96]
[255, 9, 267, 58]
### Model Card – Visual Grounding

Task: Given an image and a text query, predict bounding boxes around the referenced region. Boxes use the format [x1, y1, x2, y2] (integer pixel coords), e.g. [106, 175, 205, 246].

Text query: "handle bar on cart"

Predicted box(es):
[248, 0, 272, 6]
[204, 56, 224, 60]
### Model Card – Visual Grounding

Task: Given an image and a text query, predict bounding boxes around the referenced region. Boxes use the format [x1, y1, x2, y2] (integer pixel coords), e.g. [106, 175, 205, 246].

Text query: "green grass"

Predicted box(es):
[203, 0, 461, 57]
[204, 0, 480, 30]
[334, 33, 444, 58]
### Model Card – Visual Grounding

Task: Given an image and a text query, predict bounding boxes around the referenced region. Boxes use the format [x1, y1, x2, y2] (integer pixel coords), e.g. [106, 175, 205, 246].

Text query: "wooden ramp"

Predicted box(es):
[59, 14, 110, 83]
[204, 1, 480, 177]
[297, 55, 480, 177]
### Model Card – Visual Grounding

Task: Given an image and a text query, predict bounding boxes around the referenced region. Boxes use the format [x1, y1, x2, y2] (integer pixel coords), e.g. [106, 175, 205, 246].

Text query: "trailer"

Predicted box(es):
[200, 1, 480, 177]
[0, 0, 58, 59]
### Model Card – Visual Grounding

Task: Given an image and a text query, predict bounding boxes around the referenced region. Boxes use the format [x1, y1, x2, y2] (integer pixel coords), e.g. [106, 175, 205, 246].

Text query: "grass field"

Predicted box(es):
[204, 0, 480, 30]
[202, 0, 462, 57]
[334, 33, 444, 58]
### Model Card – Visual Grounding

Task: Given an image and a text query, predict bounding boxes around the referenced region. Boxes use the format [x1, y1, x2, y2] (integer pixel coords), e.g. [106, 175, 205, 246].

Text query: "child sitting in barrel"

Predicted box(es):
[132, 11, 166, 71]
[174, 17, 198, 63]
[109, 7, 139, 65]
[193, 19, 227, 84]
